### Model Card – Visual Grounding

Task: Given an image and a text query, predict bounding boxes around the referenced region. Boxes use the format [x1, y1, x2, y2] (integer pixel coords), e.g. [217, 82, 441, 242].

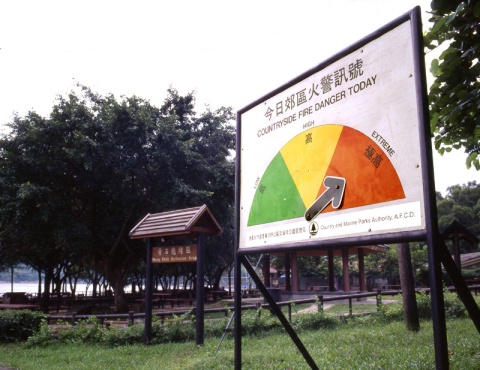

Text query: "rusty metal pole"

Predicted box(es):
[234, 251, 242, 369]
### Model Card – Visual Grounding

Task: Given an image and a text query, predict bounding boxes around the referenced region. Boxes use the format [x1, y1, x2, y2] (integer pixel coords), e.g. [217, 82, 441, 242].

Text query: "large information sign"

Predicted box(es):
[237, 16, 428, 252]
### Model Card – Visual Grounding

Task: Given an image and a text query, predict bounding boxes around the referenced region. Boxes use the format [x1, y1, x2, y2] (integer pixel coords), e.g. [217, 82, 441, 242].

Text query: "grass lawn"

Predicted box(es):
[1, 316, 479, 369]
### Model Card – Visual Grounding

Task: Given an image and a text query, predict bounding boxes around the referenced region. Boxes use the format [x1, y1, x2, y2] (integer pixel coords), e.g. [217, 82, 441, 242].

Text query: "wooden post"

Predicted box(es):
[291, 252, 299, 292]
[195, 232, 205, 346]
[342, 249, 350, 292]
[196, 232, 205, 345]
[358, 248, 366, 292]
[453, 230, 461, 271]
[285, 253, 291, 291]
[317, 295, 324, 313]
[263, 254, 271, 288]
[328, 249, 335, 291]
[144, 238, 153, 344]
[397, 242, 419, 331]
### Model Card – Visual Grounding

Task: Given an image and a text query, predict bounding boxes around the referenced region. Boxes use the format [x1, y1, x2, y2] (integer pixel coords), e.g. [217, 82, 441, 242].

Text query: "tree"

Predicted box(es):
[0, 85, 235, 312]
[436, 181, 480, 262]
[437, 181, 480, 242]
[424, 0, 480, 170]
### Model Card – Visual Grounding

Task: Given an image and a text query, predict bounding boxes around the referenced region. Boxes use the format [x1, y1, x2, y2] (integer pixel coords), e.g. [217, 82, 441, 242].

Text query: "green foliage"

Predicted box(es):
[437, 181, 480, 242]
[239, 307, 282, 335]
[379, 290, 475, 322]
[462, 267, 480, 280]
[4, 318, 480, 369]
[10, 304, 480, 369]
[159, 314, 196, 343]
[23, 321, 56, 347]
[58, 317, 105, 344]
[0, 310, 46, 343]
[424, 0, 480, 170]
[291, 312, 338, 331]
[0, 85, 236, 310]
[102, 323, 145, 346]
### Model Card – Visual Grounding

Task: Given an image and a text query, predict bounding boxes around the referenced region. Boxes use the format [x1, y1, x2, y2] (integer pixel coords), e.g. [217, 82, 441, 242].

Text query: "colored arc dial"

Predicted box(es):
[247, 124, 405, 227]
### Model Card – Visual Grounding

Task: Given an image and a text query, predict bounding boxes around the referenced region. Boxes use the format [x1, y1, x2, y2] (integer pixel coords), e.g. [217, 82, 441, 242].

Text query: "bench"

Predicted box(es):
[0, 303, 40, 310]
[135, 298, 164, 308]
[164, 298, 195, 308]
[308, 286, 329, 291]
[379, 285, 401, 291]
[2, 292, 30, 304]
[104, 320, 129, 328]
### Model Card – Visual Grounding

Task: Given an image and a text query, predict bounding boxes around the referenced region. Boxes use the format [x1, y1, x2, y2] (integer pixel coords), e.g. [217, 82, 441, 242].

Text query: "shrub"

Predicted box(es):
[239, 307, 282, 336]
[380, 290, 472, 321]
[0, 310, 46, 343]
[292, 312, 338, 331]
[25, 321, 56, 347]
[58, 317, 105, 344]
[163, 313, 196, 342]
[102, 323, 144, 346]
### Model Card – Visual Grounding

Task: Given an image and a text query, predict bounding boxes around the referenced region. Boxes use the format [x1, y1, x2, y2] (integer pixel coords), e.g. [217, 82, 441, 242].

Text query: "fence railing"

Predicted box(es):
[46, 291, 385, 327]
[44, 284, 480, 327]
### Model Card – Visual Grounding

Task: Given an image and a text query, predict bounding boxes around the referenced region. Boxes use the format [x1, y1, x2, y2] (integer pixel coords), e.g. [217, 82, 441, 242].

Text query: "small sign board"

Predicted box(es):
[237, 11, 428, 253]
[152, 244, 197, 263]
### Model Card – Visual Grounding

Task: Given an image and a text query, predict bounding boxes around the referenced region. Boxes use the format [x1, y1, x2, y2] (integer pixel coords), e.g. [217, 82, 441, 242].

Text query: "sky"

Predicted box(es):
[0, 0, 478, 195]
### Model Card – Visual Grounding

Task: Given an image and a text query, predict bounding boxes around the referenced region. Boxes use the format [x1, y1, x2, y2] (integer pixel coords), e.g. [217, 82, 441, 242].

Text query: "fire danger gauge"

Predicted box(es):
[247, 125, 405, 227]
[237, 17, 429, 252]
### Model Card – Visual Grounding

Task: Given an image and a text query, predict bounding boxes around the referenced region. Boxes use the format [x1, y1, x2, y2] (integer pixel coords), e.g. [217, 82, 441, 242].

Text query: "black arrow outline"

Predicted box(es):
[304, 176, 346, 221]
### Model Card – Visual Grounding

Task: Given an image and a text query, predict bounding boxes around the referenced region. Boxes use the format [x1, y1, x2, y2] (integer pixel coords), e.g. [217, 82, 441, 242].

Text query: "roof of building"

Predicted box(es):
[461, 252, 480, 269]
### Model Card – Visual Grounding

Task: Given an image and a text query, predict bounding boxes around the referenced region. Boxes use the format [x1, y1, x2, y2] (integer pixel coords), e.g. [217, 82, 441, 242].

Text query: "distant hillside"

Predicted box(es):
[0, 266, 38, 282]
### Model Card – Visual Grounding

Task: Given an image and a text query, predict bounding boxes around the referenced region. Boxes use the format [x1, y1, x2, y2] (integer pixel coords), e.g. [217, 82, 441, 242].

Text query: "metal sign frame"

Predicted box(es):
[234, 7, 451, 369]
[236, 7, 432, 255]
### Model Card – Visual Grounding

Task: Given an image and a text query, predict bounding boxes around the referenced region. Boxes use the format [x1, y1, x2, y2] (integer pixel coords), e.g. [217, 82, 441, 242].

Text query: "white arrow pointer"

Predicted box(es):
[305, 176, 346, 222]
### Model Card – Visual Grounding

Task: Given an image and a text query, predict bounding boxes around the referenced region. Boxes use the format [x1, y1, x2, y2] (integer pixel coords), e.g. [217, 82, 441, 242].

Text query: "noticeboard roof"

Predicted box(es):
[441, 220, 478, 246]
[461, 252, 480, 269]
[129, 205, 223, 240]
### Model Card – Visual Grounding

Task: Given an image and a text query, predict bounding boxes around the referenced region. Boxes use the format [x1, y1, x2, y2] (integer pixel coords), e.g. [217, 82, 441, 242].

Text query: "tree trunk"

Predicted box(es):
[10, 266, 14, 293]
[397, 242, 420, 331]
[228, 264, 233, 295]
[113, 275, 128, 313]
[41, 267, 53, 313]
[37, 269, 42, 298]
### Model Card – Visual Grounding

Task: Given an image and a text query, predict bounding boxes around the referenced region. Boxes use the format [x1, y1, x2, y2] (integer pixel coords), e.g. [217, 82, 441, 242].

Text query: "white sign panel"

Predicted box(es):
[238, 18, 427, 251]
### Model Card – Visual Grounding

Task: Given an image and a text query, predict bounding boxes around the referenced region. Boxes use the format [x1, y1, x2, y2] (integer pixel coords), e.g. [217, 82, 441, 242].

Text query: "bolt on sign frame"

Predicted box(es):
[235, 7, 453, 369]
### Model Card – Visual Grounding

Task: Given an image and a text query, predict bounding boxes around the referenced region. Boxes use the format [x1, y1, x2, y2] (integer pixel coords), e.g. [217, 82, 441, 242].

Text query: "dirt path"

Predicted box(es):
[297, 298, 393, 314]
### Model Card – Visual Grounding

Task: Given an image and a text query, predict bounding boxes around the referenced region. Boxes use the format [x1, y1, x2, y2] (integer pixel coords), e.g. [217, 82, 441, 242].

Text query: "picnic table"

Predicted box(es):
[308, 286, 329, 291]
[379, 284, 402, 290]
[209, 290, 229, 301]
[0, 303, 40, 310]
[152, 293, 172, 308]
[135, 293, 173, 308]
